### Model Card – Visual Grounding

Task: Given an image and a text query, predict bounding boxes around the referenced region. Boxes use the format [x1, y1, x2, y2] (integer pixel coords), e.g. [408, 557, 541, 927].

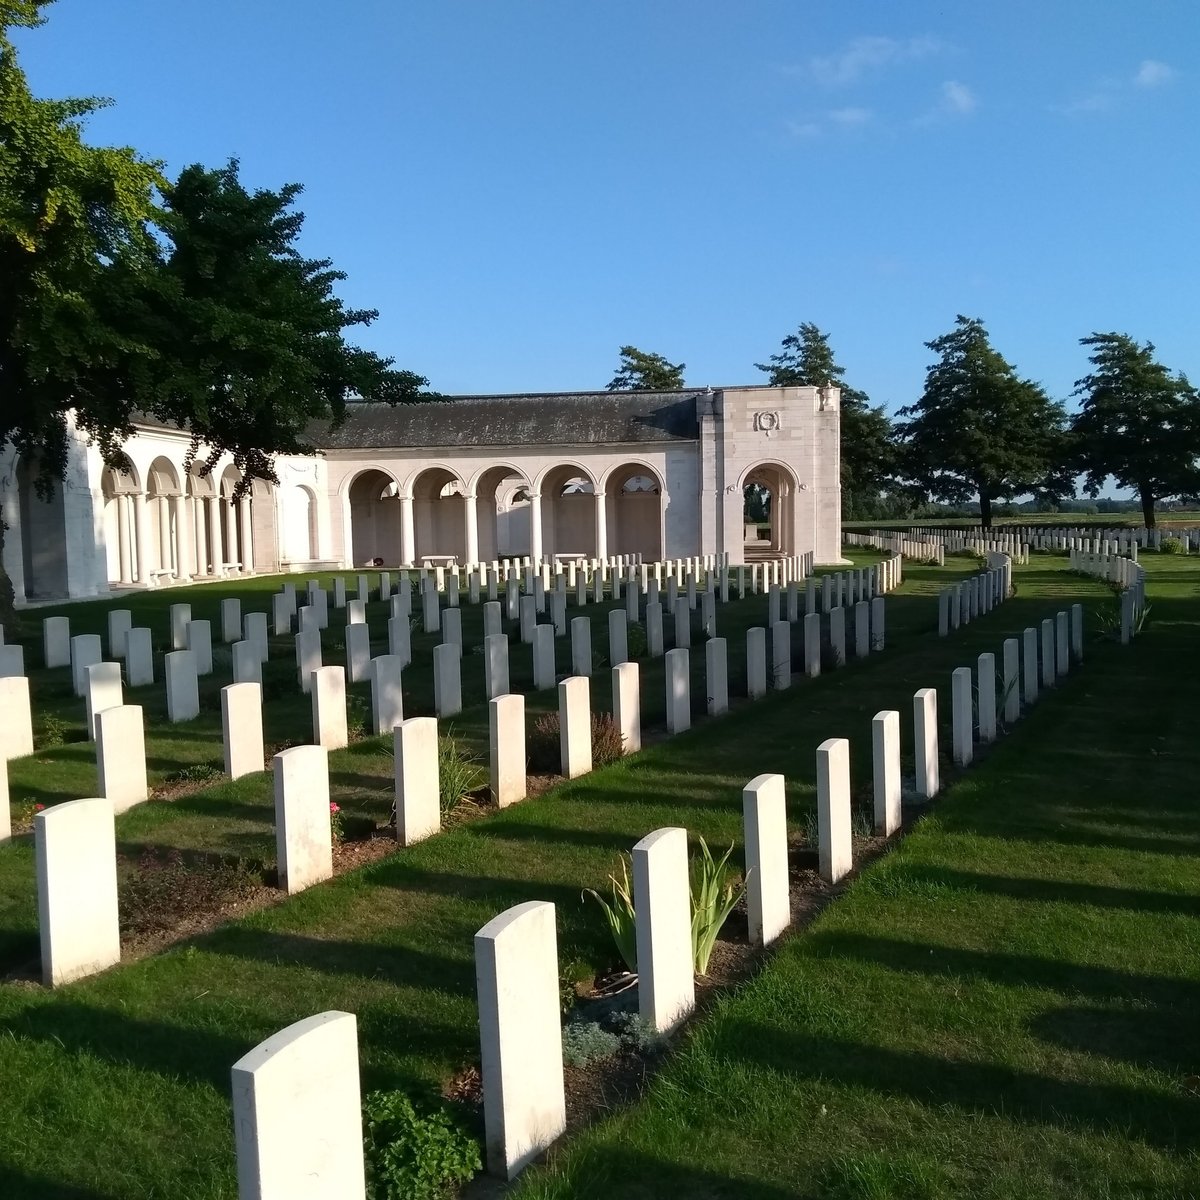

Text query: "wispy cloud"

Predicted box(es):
[799, 35, 945, 86]
[1134, 59, 1175, 88]
[828, 106, 873, 127]
[939, 81, 976, 115]
[787, 106, 873, 139]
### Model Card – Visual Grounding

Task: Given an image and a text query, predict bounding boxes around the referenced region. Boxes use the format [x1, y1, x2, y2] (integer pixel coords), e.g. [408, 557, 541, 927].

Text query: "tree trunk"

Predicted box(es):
[979, 492, 993, 530]
[0, 521, 16, 637]
[1140, 488, 1156, 529]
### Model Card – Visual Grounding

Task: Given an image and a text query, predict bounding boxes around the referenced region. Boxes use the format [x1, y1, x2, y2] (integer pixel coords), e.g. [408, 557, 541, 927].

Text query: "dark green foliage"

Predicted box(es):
[529, 711, 625, 773]
[896, 316, 1073, 528]
[607, 345, 685, 391]
[436, 734, 484, 814]
[1071, 332, 1200, 528]
[755, 321, 896, 518]
[362, 1091, 481, 1200]
[1159, 536, 1184, 555]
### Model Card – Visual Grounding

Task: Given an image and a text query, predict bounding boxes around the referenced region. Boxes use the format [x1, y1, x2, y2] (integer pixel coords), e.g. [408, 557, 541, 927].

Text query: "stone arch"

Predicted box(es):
[472, 463, 533, 562]
[147, 456, 183, 577]
[411, 465, 468, 564]
[739, 460, 799, 559]
[282, 483, 320, 563]
[539, 462, 599, 560]
[100, 456, 141, 585]
[347, 467, 402, 566]
[602, 461, 664, 562]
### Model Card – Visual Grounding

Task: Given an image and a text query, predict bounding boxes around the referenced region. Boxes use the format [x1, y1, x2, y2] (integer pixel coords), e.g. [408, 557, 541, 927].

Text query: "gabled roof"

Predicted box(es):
[309, 390, 703, 450]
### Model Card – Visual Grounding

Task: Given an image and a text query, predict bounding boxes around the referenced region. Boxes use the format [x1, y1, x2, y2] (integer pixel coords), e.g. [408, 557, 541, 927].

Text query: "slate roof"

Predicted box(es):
[308, 390, 703, 451]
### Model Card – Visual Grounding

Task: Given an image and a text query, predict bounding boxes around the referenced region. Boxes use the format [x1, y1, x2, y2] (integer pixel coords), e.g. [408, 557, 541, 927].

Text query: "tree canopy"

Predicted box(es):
[606, 345, 685, 391]
[755, 322, 895, 519]
[896, 315, 1072, 528]
[1071, 332, 1200, 528]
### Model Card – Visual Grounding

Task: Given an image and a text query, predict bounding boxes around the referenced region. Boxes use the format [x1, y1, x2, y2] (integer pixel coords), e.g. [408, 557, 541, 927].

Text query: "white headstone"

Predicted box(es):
[107, 608, 132, 659]
[370, 654, 405, 735]
[951, 667, 973, 767]
[165, 649, 200, 722]
[272, 744, 333, 894]
[646, 601, 664, 658]
[1055, 611, 1069, 676]
[1002, 637, 1020, 724]
[665, 647, 690, 734]
[221, 598, 242, 644]
[913, 687, 939, 799]
[484, 633, 510, 700]
[705, 637, 728, 715]
[558, 676, 591, 778]
[483, 601, 503, 639]
[0, 644, 24, 678]
[977, 652, 997, 743]
[489, 694, 526, 808]
[854, 601, 870, 658]
[0, 675, 33, 762]
[829, 607, 846, 667]
[434, 643, 462, 717]
[1022, 627, 1039, 705]
[187, 618, 213, 676]
[816, 737, 852, 884]
[533, 624, 556, 690]
[770, 620, 790, 690]
[231, 1011, 367, 1200]
[244, 612, 270, 663]
[169, 602, 192, 651]
[608, 608, 629, 666]
[296, 629, 322, 694]
[570, 616, 592, 677]
[1040, 618, 1055, 688]
[345, 623, 371, 685]
[36, 797, 120, 986]
[519, 595, 536, 644]
[872, 710, 901, 836]
[233, 639, 263, 686]
[222, 682, 264, 781]
[746, 627, 767, 699]
[96, 704, 148, 812]
[632, 827, 694, 1032]
[475, 901, 566, 1180]
[273, 592, 292, 636]
[43, 615, 70, 668]
[612, 661, 640, 754]
[387, 614, 411, 666]
[394, 716, 440, 844]
[70, 633, 102, 697]
[742, 773, 788, 946]
[85, 660, 123, 739]
[312, 666, 349, 751]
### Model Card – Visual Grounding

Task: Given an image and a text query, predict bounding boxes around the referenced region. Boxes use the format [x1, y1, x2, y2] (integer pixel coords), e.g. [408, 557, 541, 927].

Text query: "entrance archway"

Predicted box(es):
[348, 469, 402, 565]
[604, 463, 663, 561]
[474, 465, 532, 562]
[102, 457, 141, 585]
[412, 467, 467, 564]
[540, 464, 598, 560]
[742, 462, 796, 558]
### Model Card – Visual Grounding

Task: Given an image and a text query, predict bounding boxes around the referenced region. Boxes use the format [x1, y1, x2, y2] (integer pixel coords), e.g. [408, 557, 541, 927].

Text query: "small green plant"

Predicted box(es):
[346, 694, 371, 743]
[611, 1010, 668, 1054]
[437, 733, 484, 815]
[1160, 536, 1184, 554]
[690, 837, 745, 976]
[362, 1090, 481, 1200]
[36, 713, 67, 749]
[165, 761, 222, 786]
[584, 854, 638, 973]
[590, 712, 625, 767]
[561, 1020, 621, 1067]
[329, 801, 345, 842]
[626, 621, 648, 661]
[558, 956, 593, 1013]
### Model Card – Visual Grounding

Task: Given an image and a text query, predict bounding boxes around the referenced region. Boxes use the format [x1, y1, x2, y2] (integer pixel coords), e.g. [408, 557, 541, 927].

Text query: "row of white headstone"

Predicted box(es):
[222, 598, 1107, 1198]
[936, 561, 1012, 636]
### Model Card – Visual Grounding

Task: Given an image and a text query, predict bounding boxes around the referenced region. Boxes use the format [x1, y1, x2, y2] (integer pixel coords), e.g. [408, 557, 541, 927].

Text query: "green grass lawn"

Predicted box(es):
[0, 555, 1125, 1198]
[511, 554, 1200, 1200]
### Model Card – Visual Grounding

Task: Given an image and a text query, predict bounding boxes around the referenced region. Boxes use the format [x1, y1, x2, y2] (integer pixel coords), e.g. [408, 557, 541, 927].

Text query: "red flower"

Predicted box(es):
[34, 804, 45, 811]
[329, 802, 340, 813]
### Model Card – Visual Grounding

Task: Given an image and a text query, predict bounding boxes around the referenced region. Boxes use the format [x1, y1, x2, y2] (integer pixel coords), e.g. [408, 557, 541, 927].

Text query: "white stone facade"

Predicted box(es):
[1, 385, 841, 600]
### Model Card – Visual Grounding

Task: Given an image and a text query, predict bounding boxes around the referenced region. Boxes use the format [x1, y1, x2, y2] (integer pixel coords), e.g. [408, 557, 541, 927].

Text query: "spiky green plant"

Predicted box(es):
[584, 854, 638, 973]
[690, 837, 745, 976]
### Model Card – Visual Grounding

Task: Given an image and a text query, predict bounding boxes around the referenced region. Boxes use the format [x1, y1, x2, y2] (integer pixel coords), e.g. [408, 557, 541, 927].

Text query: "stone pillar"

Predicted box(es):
[705, 637, 728, 715]
[474, 901, 566, 1180]
[222, 682, 264, 781]
[529, 490, 543, 563]
[35, 797, 121, 986]
[464, 491, 480, 567]
[489, 695, 526, 808]
[394, 716, 440, 844]
[632, 827, 694, 1032]
[224, 498, 238, 570]
[913, 687, 939, 799]
[558, 675, 591, 778]
[951, 666, 973, 767]
[594, 490, 607, 561]
[872, 710, 901, 835]
[612, 661, 641, 753]
[171, 493, 193, 582]
[133, 492, 151, 583]
[193, 493, 208, 576]
[742, 773, 788, 946]
[272, 744, 333, 894]
[231, 1011, 367, 1200]
[117, 493, 133, 584]
[207, 495, 223, 574]
[665, 647, 690, 734]
[400, 493, 415, 566]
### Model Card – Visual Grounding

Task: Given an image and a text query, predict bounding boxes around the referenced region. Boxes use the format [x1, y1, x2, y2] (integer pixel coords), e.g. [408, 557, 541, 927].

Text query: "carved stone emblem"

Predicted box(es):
[753, 410, 781, 435]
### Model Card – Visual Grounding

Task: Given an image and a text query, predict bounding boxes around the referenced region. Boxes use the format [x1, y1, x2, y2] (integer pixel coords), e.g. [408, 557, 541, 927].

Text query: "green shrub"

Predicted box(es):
[690, 837, 744, 976]
[437, 734, 484, 815]
[611, 1010, 667, 1054]
[590, 712, 625, 767]
[626, 621, 648, 661]
[165, 761, 222, 786]
[362, 1091, 481, 1200]
[528, 711, 624, 773]
[584, 854, 638, 972]
[1160, 536, 1185, 554]
[36, 713, 68, 749]
[561, 1020, 621, 1067]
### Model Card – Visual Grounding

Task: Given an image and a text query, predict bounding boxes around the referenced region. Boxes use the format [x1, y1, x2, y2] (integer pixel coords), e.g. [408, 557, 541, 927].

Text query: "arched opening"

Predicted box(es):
[541, 464, 598, 560]
[743, 462, 796, 559]
[101, 457, 141, 585]
[348, 469, 402, 565]
[219, 466, 257, 573]
[186, 465, 217, 577]
[147, 457, 183, 578]
[282, 483, 319, 563]
[605, 463, 663, 562]
[16, 456, 69, 599]
[474, 465, 532, 562]
[412, 467, 467, 564]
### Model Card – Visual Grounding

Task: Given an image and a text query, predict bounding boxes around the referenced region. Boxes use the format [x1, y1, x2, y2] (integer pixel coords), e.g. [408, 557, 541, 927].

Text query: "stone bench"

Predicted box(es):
[147, 569, 176, 588]
[421, 554, 458, 568]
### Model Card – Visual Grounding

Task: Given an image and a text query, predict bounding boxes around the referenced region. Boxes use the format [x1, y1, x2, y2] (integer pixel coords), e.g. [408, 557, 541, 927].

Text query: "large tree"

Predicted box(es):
[607, 345, 685, 391]
[0, 1, 431, 623]
[755, 321, 894, 519]
[1071, 332, 1200, 528]
[896, 315, 1072, 528]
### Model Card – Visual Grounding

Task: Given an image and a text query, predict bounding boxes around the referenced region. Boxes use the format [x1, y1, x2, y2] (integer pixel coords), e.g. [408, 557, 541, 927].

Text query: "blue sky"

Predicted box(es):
[15, 1, 1198, 416]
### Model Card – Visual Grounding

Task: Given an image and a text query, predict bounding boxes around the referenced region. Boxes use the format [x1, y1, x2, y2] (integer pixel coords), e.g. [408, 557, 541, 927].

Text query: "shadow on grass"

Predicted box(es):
[725, 1023, 1200, 1149]
[1030, 1003, 1200, 1076]
[807, 931, 1200, 1008]
[0, 1165, 113, 1200]
[888, 865, 1200, 918]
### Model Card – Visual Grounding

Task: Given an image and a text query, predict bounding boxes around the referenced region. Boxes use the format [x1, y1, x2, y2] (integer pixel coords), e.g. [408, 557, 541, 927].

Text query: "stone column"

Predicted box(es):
[193, 494, 208, 576]
[594, 490, 608, 561]
[131, 492, 150, 584]
[224, 497, 238, 569]
[239, 495, 254, 573]
[529, 490, 543, 564]
[206, 495, 223, 574]
[464, 491, 480, 567]
[116, 493, 133, 584]
[400, 492, 416, 566]
[157, 497, 173, 574]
